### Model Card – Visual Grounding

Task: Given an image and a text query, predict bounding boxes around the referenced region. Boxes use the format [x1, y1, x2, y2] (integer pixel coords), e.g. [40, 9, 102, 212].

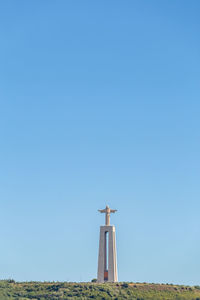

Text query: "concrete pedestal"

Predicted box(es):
[97, 225, 118, 283]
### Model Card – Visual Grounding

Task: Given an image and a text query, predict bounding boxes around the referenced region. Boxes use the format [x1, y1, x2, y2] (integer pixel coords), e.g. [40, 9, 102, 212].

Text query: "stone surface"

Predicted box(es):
[97, 225, 118, 283]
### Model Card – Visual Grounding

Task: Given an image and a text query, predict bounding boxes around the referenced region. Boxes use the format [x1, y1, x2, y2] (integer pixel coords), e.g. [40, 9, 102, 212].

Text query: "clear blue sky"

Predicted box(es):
[0, 0, 200, 285]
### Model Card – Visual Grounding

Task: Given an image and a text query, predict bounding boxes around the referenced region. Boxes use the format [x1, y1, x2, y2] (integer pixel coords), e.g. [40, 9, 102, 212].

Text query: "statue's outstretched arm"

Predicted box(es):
[98, 209, 106, 213]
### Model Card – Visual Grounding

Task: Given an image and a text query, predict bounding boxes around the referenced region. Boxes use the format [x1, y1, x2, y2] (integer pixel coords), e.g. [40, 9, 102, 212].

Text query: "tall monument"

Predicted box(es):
[97, 205, 118, 283]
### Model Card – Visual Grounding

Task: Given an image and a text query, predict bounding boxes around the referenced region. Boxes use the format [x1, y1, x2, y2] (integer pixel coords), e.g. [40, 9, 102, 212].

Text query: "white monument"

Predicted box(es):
[97, 205, 118, 283]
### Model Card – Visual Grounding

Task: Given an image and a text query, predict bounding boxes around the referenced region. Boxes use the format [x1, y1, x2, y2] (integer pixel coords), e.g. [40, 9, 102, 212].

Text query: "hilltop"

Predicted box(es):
[0, 280, 200, 299]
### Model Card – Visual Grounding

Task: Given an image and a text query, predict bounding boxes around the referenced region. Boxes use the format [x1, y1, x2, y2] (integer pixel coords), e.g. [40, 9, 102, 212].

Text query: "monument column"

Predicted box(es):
[97, 205, 118, 283]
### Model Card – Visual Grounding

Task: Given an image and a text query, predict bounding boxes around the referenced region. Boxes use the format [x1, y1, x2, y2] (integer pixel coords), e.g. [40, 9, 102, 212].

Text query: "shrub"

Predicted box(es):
[122, 283, 129, 288]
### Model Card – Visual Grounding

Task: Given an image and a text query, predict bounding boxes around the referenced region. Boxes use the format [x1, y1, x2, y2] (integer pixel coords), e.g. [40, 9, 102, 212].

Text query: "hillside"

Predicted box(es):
[1, 280, 200, 300]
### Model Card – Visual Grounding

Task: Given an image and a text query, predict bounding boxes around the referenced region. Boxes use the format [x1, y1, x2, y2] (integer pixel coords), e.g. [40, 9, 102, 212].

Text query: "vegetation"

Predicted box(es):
[0, 280, 200, 299]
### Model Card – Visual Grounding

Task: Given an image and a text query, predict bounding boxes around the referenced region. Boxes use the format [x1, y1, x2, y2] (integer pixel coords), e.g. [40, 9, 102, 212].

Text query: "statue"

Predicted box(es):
[97, 205, 118, 282]
[98, 205, 117, 226]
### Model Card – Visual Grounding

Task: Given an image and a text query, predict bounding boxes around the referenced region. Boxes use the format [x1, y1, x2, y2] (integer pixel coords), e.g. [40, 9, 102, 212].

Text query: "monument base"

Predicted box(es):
[97, 225, 118, 283]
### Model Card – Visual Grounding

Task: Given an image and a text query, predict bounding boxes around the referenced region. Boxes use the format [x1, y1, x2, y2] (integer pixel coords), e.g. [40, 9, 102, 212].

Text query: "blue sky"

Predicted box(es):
[0, 0, 200, 284]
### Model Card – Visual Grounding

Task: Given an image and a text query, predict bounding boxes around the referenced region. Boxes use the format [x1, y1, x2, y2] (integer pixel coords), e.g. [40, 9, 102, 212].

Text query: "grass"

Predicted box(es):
[0, 280, 200, 299]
